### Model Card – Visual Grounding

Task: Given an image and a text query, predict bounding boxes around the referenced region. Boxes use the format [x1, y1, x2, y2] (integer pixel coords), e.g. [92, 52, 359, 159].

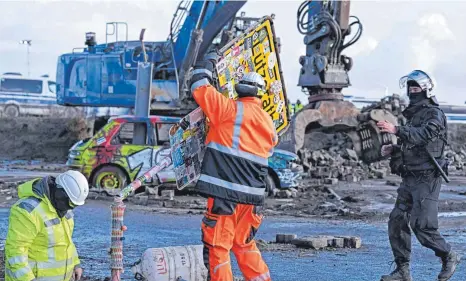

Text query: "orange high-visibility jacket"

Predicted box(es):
[192, 79, 278, 205]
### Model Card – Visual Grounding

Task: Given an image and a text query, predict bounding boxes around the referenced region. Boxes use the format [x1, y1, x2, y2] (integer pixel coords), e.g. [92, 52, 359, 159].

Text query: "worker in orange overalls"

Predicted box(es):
[188, 52, 278, 281]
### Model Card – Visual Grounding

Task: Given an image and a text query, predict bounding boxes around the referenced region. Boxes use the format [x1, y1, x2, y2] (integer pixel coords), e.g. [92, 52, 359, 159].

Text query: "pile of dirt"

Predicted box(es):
[0, 117, 90, 162]
[445, 124, 466, 172]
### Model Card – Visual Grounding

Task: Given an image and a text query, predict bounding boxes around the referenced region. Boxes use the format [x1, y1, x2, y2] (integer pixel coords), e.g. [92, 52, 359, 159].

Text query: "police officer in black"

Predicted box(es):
[377, 70, 461, 281]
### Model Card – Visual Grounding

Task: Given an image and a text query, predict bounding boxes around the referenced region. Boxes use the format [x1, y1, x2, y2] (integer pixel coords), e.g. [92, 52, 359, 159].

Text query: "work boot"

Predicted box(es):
[380, 262, 412, 281]
[438, 251, 461, 281]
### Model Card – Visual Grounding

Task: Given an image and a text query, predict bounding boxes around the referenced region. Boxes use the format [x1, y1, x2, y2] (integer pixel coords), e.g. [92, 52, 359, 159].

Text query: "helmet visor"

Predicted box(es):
[399, 70, 434, 92]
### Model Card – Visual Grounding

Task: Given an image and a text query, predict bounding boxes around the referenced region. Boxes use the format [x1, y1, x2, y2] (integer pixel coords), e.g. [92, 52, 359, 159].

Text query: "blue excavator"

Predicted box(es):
[56, 1, 258, 114]
[56, 0, 397, 164]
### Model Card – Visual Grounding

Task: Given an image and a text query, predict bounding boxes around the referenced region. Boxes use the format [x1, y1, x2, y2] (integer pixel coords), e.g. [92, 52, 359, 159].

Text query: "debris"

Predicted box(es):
[324, 178, 339, 185]
[324, 187, 341, 200]
[292, 236, 328, 249]
[145, 186, 158, 196]
[277, 190, 293, 198]
[276, 234, 298, 244]
[386, 180, 399, 186]
[337, 236, 362, 249]
[290, 235, 362, 249]
[346, 149, 358, 161]
[328, 237, 345, 248]
[161, 190, 174, 200]
[341, 195, 359, 203]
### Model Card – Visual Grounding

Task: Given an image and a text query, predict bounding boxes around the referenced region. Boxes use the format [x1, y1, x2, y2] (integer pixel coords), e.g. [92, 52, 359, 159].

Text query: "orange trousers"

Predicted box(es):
[201, 197, 271, 281]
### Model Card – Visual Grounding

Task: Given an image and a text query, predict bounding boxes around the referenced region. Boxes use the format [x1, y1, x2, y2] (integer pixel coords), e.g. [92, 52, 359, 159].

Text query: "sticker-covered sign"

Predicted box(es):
[168, 17, 289, 190]
[168, 107, 207, 190]
[216, 17, 290, 135]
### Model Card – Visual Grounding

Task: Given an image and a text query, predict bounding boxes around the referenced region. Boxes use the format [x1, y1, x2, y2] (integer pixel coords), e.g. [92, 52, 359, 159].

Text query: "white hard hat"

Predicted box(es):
[235, 72, 266, 97]
[56, 170, 89, 206]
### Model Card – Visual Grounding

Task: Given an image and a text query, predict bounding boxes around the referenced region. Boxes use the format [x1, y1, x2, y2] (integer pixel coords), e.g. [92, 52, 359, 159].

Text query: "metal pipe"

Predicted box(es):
[195, 1, 209, 30]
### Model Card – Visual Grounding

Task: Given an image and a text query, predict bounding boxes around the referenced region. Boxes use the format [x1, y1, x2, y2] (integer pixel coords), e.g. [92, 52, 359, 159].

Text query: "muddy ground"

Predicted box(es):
[1, 162, 466, 220]
[0, 117, 90, 162]
[1, 164, 466, 281]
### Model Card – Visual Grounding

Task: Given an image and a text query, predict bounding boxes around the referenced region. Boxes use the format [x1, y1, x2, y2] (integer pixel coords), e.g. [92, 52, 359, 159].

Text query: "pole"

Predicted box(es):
[110, 155, 172, 281]
[27, 44, 30, 77]
[133, 28, 152, 145]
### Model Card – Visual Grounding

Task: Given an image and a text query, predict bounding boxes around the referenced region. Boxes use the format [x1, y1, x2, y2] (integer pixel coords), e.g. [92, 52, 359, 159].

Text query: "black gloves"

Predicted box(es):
[189, 51, 220, 91]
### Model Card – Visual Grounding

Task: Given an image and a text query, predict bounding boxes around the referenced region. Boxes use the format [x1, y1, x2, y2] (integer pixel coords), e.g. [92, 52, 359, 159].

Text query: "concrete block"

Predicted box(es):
[324, 178, 338, 185]
[346, 149, 358, 161]
[163, 200, 174, 208]
[145, 186, 158, 196]
[161, 190, 174, 200]
[292, 237, 328, 249]
[372, 169, 387, 179]
[277, 190, 292, 198]
[337, 236, 362, 249]
[329, 237, 345, 248]
[276, 234, 298, 244]
[345, 175, 360, 182]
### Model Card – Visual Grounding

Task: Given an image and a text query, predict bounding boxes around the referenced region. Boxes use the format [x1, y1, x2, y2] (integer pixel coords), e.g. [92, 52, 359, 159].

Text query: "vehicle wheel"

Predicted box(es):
[92, 166, 128, 196]
[265, 173, 278, 197]
[4, 105, 19, 118]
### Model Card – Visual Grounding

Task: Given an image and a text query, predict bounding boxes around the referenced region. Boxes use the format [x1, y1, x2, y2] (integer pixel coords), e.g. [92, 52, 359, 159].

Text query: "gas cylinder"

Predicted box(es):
[131, 245, 208, 281]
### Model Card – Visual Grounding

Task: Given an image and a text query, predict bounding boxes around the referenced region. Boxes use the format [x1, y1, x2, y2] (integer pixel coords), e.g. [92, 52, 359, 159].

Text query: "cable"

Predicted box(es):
[297, 0, 314, 35]
[340, 16, 363, 52]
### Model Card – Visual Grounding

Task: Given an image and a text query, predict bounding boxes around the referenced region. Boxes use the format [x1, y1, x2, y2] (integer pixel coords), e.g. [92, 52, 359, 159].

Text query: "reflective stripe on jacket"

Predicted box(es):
[5, 178, 80, 281]
[192, 80, 278, 205]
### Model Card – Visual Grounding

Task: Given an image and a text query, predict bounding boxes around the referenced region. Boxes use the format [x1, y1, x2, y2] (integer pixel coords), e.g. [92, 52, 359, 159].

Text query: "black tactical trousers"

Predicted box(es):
[388, 170, 451, 263]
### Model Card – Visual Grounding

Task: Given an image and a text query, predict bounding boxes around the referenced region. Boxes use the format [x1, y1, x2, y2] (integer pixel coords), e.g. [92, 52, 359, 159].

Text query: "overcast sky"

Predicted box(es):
[1, 0, 465, 104]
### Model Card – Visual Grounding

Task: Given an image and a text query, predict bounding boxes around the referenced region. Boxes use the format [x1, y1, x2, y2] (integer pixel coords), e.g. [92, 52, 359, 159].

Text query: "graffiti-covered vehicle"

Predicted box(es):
[66, 115, 301, 196]
[266, 149, 303, 195]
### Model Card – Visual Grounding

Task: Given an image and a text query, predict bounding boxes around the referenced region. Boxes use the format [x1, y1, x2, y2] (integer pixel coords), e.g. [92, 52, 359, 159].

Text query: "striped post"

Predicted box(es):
[110, 155, 173, 280]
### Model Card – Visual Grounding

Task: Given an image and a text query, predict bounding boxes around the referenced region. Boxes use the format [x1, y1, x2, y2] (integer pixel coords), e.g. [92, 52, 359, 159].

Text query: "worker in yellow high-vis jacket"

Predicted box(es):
[5, 170, 89, 281]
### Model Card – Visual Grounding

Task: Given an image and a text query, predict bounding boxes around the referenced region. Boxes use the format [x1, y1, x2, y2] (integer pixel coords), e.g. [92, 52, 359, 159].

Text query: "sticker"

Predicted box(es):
[263, 39, 270, 49]
[232, 46, 241, 56]
[237, 53, 244, 63]
[225, 52, 232, 62]
[227, 82, 235, 99]
[274, 93, 280, 104]
[96, 137, 106, 145]
[267, 52, 277, 69]
[231, 58, 240, 69]
[236, 65, 246, 80]
[270, 80, 282, 95]
[217, 60, 228, 74]
[263, 39, 271, 54]
[245, 37, 252, 50]
[259, 29, 267, 42]
[277, 100, 285, 114]
[252, 32, 259, 41]
[247, 58, 255, 72]
[254, 45, 261, 54]
[268, 68, 275, 79]
[244, 49, 252, 60]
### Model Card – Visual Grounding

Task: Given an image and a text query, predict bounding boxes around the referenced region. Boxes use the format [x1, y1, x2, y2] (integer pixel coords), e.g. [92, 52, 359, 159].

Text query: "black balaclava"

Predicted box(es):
[407, 80, 427, 105]
[49, 177, 74, 217]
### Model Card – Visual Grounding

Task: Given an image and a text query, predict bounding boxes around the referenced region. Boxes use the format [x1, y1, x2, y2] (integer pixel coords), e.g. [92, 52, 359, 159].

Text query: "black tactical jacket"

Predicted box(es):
[395, 99, 447, 171]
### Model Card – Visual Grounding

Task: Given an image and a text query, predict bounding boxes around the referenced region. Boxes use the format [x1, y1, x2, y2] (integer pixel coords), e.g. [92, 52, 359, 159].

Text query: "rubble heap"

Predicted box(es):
[299, 132, 389, 183]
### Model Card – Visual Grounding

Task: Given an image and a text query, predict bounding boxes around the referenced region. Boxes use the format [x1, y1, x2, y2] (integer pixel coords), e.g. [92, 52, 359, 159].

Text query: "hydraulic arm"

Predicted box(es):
[297, 0, 362, 102]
